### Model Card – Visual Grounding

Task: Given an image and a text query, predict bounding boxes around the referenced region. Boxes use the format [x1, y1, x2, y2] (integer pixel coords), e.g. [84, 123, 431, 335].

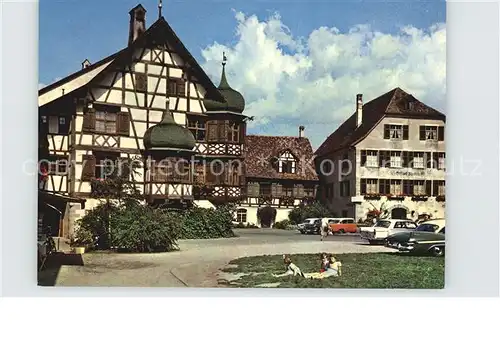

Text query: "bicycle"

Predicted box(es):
[37, 227, 58, 271]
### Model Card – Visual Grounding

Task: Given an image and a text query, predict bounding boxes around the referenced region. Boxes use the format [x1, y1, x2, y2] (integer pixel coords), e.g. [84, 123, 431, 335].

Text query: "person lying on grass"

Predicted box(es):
[272, 254, 306, 278]
[272, 254, 342, 279]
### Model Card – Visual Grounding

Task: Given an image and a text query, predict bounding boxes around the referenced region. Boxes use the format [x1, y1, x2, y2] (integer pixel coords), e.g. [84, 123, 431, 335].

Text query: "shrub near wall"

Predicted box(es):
[178, 205, 236, 239]
[76, 203, 236, 253]
[110, 204, 180, 253]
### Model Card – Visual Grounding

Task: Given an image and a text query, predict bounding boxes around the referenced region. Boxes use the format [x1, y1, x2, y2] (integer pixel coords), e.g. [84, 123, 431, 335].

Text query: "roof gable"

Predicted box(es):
[39, 16, 224, 106]
[315, 87, 445, 157]
[245, 135, 318, 181]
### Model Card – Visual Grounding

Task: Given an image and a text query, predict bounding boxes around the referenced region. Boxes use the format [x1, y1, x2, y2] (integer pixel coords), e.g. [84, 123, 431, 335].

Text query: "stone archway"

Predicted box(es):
[388, 204, 410, 220]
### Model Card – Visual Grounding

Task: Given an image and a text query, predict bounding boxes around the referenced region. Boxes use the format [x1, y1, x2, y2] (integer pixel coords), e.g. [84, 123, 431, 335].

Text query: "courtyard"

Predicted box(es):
[38, 229, 443, 288]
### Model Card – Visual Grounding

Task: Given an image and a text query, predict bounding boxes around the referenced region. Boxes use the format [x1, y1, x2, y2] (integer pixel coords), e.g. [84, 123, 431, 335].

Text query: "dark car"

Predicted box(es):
[303, 219, 321, 235]
[384, 219, 445, 257]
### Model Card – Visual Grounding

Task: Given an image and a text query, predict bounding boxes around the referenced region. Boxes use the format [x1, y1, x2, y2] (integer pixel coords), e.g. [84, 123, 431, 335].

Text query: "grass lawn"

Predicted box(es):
[218, 252, 444, 289]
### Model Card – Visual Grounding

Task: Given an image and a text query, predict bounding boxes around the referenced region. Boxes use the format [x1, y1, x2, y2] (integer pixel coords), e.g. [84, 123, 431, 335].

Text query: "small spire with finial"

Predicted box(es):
[222, 51, 227, 67]
[160, 98, 174, 124]
[158, 0, 163, 19]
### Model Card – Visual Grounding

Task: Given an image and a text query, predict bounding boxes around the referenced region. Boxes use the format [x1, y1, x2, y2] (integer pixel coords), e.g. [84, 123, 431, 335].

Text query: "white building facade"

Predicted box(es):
[316, 88, 446, 222]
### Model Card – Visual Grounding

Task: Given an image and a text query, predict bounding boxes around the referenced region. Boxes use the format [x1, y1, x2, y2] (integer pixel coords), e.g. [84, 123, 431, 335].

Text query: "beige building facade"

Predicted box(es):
[315, 88, 446, 222]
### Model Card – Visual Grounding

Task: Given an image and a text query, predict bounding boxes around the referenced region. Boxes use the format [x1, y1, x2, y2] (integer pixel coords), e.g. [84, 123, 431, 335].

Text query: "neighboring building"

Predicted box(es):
[38, 4, 249, 237]
[237, 127, 319, 227]
[315, 87, 446, 222]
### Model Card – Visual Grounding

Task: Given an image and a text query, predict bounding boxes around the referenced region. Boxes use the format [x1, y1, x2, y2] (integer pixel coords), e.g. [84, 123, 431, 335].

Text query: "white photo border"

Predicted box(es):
[1, 0, 498, 297]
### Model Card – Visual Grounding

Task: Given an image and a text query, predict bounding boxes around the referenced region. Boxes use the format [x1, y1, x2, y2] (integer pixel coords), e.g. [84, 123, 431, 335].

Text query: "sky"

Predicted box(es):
[39, 0, 446, 149]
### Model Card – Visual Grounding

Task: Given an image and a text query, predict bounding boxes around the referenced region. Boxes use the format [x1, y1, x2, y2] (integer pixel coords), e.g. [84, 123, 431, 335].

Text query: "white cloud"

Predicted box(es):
[200, 12, 446, 149]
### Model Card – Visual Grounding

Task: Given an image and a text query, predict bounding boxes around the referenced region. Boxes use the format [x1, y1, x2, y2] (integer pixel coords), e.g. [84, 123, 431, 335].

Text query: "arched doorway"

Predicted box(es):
[391, 207, 408, 219]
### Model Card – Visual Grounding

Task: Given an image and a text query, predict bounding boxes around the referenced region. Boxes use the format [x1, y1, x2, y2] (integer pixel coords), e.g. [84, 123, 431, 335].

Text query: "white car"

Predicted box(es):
[298, 218, 320, 234]
[360, 219, 417, 244]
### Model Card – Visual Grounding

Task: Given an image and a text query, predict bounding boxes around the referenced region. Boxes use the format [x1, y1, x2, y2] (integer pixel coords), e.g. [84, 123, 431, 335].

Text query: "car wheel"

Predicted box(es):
[430, 246, 445, 257]
[338, 229, 345, 234]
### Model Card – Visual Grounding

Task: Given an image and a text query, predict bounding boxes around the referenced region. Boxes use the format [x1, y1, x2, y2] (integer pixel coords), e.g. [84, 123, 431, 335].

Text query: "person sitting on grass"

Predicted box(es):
[304, 254, 342, 279]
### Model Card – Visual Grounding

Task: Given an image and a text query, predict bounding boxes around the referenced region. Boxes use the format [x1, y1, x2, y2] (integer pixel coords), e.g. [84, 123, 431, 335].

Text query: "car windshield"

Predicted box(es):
[329, 220, 340, 224]
[416, 223, 439, 232]
[374, 220, 391, 228]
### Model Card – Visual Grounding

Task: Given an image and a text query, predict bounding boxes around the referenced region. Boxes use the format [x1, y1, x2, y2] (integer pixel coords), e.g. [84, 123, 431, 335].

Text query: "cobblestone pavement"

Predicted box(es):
[53, 229, 392, 287]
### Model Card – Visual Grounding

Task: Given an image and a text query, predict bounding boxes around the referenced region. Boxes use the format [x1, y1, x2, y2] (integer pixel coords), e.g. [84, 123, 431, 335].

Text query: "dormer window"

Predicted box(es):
[277, 150, 296, 174]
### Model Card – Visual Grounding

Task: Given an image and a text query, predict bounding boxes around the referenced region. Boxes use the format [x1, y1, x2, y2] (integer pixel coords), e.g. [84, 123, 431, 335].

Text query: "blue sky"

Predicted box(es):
[39, 0, 446, 148]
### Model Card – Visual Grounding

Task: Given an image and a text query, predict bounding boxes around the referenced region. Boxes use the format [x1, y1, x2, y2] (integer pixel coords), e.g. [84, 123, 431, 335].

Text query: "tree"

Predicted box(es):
[89, 156, 143, 249]
[288, 201, 332, 224]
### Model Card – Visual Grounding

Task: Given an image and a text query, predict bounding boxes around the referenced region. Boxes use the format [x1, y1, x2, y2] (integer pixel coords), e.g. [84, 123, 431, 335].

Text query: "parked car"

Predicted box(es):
[298, 218, 320, 234]
[303, 218, 322, 235]
[384, 219, 446, 257]
[302, 218, 338, 235]
[329, 218, 358, 234]
[360, 219, 417, 245]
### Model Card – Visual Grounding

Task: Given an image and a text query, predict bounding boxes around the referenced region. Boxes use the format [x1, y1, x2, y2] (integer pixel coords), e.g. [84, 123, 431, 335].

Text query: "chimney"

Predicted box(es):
[81, 59, 91, 70]
[356, 94, 363, 127]
[128, 4, 147, 46]
[299, 126, 305, 138]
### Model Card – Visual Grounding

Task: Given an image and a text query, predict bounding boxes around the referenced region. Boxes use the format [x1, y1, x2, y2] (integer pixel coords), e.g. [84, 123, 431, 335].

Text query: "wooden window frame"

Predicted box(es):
[187, 115, 206, 142]
[83, 105, 130, 136]
[135, 72, 147, 92]
[167, 78, 186, 97]
[420, 125, 443, 141]
[93, 151, 120, 181]
[260, 183, 272, 196]
[236, 209, 247, 223]
[384, 124, 409, 140]
[389, 151, 402, 168]
[42, 115, 70, 135]
[340, 180, 350, 197]
[226, 121, 240, 143]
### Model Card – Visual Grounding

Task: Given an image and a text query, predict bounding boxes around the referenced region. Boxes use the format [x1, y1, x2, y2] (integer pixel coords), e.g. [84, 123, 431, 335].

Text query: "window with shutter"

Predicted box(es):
[384, 124, 390, 139]
[252, 183, 260, 197]
[276, 184, 283, 197]
[167, 78, 186, 97]
[239, 163, 246, 186]
[81, 155, 96, 181]
[117, 112, 130, 136]
[239, 122, 246, 143]
[294, 184, 305, 198]
[419, 126, 426, 140]
[82, 109, 96, 132]
[217, 120, 227, 142]
[425, 180, 432, 196]
[402, 125, 409, 140]
[207, 121, 219, 142]
[177, 79, 186, 96]
[360, 150, 366, 166]
[135, 73, 147, 92]
[438, 126, 445, 141]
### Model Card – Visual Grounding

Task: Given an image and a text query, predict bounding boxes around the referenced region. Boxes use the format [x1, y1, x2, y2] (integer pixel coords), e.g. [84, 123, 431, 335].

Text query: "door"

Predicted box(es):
[391, 208, 407, 220]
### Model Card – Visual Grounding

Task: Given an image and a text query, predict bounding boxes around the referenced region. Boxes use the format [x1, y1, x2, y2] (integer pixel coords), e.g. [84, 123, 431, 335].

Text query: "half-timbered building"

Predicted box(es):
[38, 3, 249, 237]
[236, 128, 319, 227]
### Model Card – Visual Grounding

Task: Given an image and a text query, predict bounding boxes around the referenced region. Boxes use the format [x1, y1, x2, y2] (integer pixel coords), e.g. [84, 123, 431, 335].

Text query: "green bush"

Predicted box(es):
[288, 201, 332, 224]
[76, 200, 236, 253]
[178, 205, 236, 239]
[273, 219, 291, 229]
[110, 204, 180, 253]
